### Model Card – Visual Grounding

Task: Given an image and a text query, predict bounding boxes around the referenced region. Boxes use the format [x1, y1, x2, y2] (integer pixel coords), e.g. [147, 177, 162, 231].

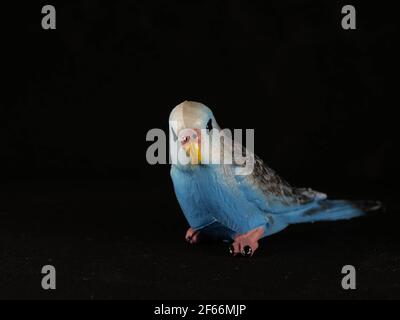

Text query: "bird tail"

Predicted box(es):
[282, 199, 382, 225]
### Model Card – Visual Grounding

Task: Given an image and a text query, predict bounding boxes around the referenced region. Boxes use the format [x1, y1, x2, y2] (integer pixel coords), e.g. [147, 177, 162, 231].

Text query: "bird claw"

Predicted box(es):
[229, 244, 253, 257]
[228, 226, 264, 257]
[185, 228, 201, 244]
[241, 245, 252, 257]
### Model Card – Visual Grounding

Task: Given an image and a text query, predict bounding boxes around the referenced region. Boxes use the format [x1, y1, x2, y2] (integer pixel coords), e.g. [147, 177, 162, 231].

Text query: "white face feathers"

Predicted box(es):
[169, 101, 218, 138]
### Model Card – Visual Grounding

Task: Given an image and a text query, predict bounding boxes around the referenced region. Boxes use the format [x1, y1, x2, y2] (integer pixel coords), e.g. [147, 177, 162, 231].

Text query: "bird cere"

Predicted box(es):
[153, 101, 381, 257]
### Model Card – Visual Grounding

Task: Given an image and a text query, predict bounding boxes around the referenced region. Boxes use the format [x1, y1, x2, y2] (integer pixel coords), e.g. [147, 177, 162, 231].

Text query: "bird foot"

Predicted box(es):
[185, 228, 201, 244]
[229, 226, 265, 257]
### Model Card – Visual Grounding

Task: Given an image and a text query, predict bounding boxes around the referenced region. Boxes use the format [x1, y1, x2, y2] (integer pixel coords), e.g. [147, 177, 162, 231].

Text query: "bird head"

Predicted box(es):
[169, 101, 220, 166]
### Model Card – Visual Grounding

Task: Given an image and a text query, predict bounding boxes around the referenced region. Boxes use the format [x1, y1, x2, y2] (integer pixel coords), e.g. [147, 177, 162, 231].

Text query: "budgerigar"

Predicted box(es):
[169, 101, 381, 256]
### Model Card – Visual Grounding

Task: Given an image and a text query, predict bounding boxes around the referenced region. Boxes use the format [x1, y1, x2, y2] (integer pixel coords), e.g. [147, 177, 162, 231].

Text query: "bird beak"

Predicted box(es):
[184, 141, 201, 165]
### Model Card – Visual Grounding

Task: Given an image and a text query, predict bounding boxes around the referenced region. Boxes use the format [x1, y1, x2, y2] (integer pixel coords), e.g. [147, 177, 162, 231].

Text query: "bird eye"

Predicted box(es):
[206, 119, 213, 131]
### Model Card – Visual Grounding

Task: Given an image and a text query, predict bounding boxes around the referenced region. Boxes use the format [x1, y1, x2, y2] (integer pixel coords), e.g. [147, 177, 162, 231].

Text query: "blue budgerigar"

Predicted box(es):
[169, 101, 381, 256]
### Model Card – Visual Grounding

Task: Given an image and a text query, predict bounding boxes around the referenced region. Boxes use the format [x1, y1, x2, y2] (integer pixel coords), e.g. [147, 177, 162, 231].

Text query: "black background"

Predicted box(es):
[1, 0, 399, 299]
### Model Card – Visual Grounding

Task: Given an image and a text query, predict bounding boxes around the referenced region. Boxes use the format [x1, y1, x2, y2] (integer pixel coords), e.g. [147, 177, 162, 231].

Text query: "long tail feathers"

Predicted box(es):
[282, 200, 382, 225]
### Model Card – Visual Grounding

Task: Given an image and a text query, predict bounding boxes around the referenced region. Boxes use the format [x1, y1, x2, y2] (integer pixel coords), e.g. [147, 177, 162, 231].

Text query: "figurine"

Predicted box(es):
[169, 101, 380, 256]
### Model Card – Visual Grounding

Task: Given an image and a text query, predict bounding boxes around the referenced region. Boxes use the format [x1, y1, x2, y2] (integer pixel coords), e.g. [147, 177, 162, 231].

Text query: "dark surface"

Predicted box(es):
[3, 0, 399, 299]
[0, 179, 399, 299]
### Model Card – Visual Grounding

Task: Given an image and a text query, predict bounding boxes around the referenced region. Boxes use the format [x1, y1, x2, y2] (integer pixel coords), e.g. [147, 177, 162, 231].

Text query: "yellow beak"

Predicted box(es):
[184, 141, 201, 165]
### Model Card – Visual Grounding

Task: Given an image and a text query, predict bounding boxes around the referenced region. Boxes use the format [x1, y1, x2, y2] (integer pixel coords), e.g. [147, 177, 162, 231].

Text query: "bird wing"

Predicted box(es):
[229, 139, 326, 213]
